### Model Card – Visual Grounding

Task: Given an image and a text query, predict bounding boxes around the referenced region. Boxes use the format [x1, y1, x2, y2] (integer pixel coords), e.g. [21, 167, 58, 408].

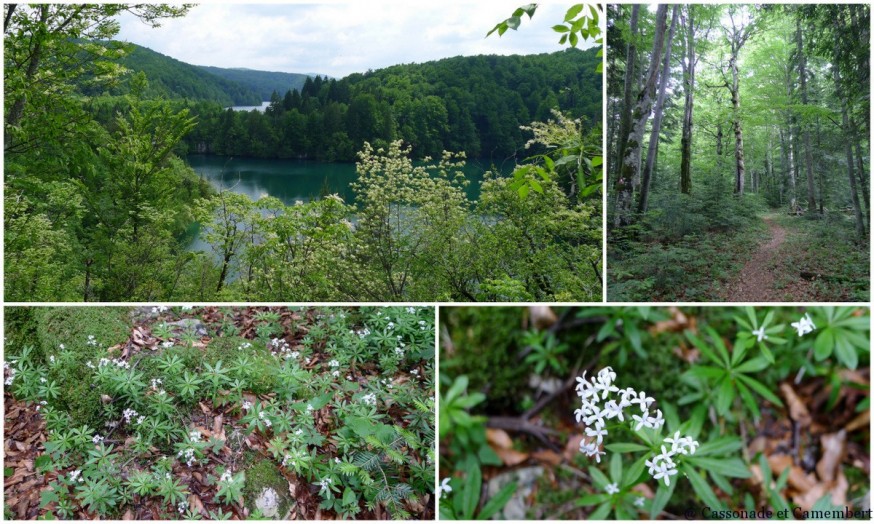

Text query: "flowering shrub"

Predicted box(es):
[4, 306, 435, 520]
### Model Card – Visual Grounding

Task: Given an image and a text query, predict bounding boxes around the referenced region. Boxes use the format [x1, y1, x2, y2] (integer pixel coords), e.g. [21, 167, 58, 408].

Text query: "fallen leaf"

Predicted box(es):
[122, 509, 135, 520]
[564, 434, 584, 463]
[780, 383, 812, 426]
[531, 449, 562, 466]
[845, 410, 869, 432]
[528, 306, 557, 330]
[816, 430, 846, 482]
[486, 428, 514, 450]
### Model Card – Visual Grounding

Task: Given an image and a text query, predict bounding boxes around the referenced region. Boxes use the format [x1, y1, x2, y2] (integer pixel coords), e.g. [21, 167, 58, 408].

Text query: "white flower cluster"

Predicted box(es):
[92, 434, 104, 444]
[361, 392, 377, 406]
[242, 400, 253, 411]
[152, 306, 169, 313]
[177, 447, 197, 467]
[69, 469, 84, 483]
[4, 361, 16, 386]
[86, 335, 98, 347]
[122, 408, 139, 424]
[791, 313, 816, 337]
[419, 320, 427, 330]
[328, 360, 340, 368]
[87, 357, 130, 370]
[181, 305, 194, 310]
[49, 355, 56, 364]
[259, 411, 272, 427]
[151, 378, 163, 391]
[219, 469, 233, 484]
[161, 341, 174, 348]
[406, 307, 416, 314]
[387, 321, 395, 330]
[318, 477, 333, 493]
[394, 347, 405, 357]
[576, 368, 698, 487]
[355, 327, 371, 338]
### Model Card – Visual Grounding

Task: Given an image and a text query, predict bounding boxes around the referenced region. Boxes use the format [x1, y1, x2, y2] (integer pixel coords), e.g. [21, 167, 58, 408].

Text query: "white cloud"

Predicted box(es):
[115, 1, 603, 78]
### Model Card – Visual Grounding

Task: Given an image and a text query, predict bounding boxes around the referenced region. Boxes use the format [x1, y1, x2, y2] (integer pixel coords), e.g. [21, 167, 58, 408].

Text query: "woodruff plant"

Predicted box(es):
[574, 367, 750, 519]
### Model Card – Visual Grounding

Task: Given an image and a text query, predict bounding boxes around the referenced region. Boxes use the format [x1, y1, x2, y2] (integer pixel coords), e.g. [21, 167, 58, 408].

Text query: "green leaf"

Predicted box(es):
[445, 376, 468, 404]
[518, 184, 530, 198]
[736, 374, 784, 406]
[588, 466, 611, 489]
[609, 452, 622, 483]
[576, 493, 610, 506]
[569, 32, 579, 48]
[715, 376, 735, 415]
[605, 442, 650, 453]
[736, 380, 761, 421]
[650, 478, 676, 518]
[685, 456, 751, 478]
[552, 24, 570, 33]
[35, 455, 52, 470]
[734, 356, 770, 374]
[814, 328, 835, 361]
[462, 463, 481, 519]
[588, 502, 612, 520]
[478, 481, 516, 520]
[596, 61, 602, 74]
[684, 464, 723, 509]
[591, 155, 603, 167]
[506, 16, 521, 30]
[565, 4, 584, 21]
[833, 335, 859, 369]
[528, 179, 544, 194]
[695, 437, 741, 457]
[622, 455, 648, 488]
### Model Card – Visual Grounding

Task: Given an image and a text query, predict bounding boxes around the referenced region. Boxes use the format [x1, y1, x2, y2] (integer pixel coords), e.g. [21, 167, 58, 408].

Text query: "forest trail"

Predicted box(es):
[724, 214, 795, 302]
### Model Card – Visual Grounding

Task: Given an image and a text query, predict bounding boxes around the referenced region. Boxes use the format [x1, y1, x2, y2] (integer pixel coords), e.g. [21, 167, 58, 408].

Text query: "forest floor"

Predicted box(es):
[723, 213, 810, 301]
[723, 212, 868, 302]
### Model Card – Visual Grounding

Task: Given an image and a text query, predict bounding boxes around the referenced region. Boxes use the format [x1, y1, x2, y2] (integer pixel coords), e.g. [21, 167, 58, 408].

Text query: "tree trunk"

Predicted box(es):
[850, 115, 869, 214]
[614, 5, 640, 177]
[680, 5, 695, 195]
[6, 4, 47, 130]
[638, 6, 679, 213]
[832, 17, 865, 240]
[730, 56, 745, 195]
[613, 5, 668, 228]
[816, 118, 825, 214]
[796, 15, 817, 213]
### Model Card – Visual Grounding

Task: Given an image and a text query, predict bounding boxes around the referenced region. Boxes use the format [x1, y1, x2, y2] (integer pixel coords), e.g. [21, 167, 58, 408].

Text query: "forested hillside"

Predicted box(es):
[181, 48, 601, 162]
[607, 4, 869, 302]
[4, 4, 603, 303]
[197, 66, 311, 101]
[80, 44, 264, 106]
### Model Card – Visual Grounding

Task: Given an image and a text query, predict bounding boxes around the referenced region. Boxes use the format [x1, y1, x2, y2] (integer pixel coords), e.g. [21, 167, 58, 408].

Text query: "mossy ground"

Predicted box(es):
[241, 457, 292, 519]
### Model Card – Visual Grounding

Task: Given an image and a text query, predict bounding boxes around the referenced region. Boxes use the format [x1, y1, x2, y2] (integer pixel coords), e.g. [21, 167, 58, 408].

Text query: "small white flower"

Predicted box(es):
[49, 355, 56, 363]
[635, 496, 645, 507]
[361, 393, 377, 406]
[92, 434, 104, 444]
[242, 401, 253, 411]
[437, 477, 453, 498]
[791, 313, 816, 337]
[332, 370, 340, 377]
[387, 322, 395, 330]
[307, 403, 314, 412]
[406, 307, 416, 314]
[751, 327, 768, 342]
[69, 470, 82, 483]
[162, 341, 174, 348]
[585, 425, 608, 445]
[220, 469, 233, 483]
[605, 483, 619, 495]
[328, 359, 340, 368]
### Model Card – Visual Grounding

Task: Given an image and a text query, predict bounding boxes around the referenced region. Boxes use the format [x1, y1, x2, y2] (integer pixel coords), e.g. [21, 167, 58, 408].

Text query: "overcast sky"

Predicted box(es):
[116, 2, 602, 78]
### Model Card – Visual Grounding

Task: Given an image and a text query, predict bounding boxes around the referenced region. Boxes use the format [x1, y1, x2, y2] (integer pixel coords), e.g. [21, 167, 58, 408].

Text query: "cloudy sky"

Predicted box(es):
[116, 2, 602, 78]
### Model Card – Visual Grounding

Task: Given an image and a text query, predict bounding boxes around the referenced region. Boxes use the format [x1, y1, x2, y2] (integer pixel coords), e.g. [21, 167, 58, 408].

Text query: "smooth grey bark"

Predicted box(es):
[638, 5, 679, 213]
[679, 4, 695, 195]
[613, 5, 668, 228]
[796, 15, 817, 213]
[614, 5, 640, 178]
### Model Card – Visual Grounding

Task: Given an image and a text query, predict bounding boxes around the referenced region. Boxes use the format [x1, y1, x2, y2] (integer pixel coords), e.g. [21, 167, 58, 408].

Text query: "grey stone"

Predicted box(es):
[486, 466, 544, 520]
[165, 318, 208, 336]
[255, 487, 280, 518]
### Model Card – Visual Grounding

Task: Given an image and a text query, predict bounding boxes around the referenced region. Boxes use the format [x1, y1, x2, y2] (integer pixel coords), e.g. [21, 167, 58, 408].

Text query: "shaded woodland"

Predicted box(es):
[606, 4, 870, 302]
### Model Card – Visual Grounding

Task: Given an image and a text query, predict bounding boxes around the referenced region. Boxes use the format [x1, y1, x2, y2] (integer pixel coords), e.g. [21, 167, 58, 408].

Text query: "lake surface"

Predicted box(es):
[228, 101, 271, 112]
[185, 155, 506, 206]
[183, 155, 508, 254]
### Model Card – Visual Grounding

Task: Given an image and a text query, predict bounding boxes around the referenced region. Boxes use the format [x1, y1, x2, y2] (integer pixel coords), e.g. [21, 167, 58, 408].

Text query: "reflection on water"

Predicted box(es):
[186, 155, 501, 206]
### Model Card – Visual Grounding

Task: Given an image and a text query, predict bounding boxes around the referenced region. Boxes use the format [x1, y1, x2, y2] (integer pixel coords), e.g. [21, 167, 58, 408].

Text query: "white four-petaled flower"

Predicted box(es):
[791, 313, 816, 337]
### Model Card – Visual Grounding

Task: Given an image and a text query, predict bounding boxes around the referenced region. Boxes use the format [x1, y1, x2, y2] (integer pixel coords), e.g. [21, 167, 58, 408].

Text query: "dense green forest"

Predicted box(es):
[175, 49, 601, 162]
[196, 65, 311, 101]
[4, 4, 603, 302]
[78, 44, 264, 106]
[607, 4, 869, 301]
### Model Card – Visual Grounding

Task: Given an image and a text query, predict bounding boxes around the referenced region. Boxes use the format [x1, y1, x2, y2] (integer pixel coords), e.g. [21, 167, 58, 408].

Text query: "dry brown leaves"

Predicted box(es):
[4, 394, 50, 519]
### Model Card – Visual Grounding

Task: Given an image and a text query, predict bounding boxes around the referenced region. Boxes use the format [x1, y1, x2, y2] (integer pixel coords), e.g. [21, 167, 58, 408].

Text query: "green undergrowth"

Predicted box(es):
[772, 213, 869, 301]
[4, 306, 436, 520]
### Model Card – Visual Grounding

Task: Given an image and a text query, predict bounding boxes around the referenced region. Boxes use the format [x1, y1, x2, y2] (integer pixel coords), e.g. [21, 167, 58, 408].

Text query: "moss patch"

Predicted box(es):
[34, 307, 131, 362]
[242, 459, 291, 519]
